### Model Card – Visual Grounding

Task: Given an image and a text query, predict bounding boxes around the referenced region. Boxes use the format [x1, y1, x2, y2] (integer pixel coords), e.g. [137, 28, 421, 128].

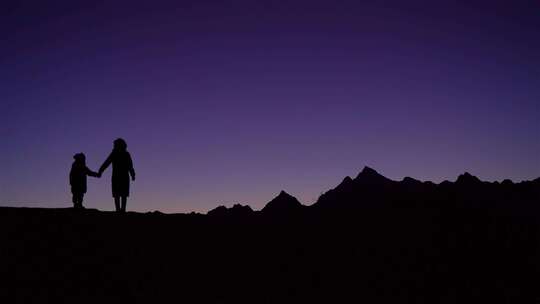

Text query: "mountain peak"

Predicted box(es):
[262, 191, 303, 213]
[277, 190, 294, 199]
[357, 166, 379, 177]
[207, 204, 253, 216]
[402, 176, 421, 184]
[354, 166, 391, 184]
[336, 176, 353, 188]
[456, 172, 481, 184]
[501, 179, 514, 186]
[279, 190, 288, 195]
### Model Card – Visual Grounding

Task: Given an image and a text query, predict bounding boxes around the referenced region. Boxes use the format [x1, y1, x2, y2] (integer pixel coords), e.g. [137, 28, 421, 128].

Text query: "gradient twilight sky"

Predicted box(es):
[1, 0, 539, 213]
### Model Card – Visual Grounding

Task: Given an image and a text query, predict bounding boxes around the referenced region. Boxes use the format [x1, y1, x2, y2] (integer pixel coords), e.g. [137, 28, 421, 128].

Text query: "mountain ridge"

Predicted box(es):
[206, 167, 539, 215]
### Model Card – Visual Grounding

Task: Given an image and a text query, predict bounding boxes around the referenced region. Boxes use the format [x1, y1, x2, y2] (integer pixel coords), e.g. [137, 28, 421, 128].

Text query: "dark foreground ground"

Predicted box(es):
[0, 204, 538, 304]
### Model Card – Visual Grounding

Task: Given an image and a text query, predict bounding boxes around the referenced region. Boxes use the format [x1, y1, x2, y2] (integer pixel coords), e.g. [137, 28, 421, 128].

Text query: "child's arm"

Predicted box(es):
[86, 167, 100, 178]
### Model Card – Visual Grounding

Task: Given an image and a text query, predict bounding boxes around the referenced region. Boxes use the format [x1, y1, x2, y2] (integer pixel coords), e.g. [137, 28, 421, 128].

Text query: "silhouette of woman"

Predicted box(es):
[98, 138, 136, 212]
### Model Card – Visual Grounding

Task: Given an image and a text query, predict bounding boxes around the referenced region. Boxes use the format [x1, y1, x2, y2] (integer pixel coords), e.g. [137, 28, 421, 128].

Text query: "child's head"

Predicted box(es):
[73, 153, 86, 164]
[113, 138, 127, 151]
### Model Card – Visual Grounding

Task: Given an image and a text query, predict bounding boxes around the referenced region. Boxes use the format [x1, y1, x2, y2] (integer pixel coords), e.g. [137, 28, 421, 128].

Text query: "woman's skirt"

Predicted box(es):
[112, 174, 130, 197]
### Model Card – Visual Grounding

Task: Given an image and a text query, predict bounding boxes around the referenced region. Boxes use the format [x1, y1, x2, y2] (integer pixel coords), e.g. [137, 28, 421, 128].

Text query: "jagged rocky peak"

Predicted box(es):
[402, 176, 421, 184]
[456, 172, 482, 184]
[262, 190, 303, 213]
[439, 180, 452, 187]
[231, 204, 253, 212]
[207, 204, 253, 216]
[501, 179, 514, 186]
[336, 176, 353, 188]
[207, 205, 227, 216]
[354, 166, 390, 183]
[277, 190, 293, 198]
[342, 176, 353, 183]
[356, 166, 380, 177]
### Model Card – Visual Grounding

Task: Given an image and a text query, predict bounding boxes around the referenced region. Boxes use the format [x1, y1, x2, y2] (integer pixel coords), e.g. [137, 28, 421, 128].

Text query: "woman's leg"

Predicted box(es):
[114, 196, 121, 212]
[121, 196, 127, 212]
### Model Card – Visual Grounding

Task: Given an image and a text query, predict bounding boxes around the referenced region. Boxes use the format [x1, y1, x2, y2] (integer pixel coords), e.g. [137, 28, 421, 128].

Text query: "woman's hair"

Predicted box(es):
[113, 138, 128, 151]
[73, 153, 86, 162]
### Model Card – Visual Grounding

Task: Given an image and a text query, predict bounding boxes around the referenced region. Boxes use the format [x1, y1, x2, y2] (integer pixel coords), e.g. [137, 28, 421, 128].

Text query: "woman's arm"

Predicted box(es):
[128, 152, 136, 181]
[98, 153, 113, 175]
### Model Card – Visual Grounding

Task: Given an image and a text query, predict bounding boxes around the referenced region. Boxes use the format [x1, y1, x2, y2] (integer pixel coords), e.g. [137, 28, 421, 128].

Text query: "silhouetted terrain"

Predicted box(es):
[1, 167, 539, 303]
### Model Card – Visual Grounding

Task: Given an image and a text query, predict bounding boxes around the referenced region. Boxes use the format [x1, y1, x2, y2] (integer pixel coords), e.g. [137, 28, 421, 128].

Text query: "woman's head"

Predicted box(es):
[113, 138, 128, 151]
[73, 153, 86, 164]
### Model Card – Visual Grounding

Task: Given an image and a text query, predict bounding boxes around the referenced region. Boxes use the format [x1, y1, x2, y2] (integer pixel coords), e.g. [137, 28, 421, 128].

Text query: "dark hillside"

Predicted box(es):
[1, 169, 539, 303]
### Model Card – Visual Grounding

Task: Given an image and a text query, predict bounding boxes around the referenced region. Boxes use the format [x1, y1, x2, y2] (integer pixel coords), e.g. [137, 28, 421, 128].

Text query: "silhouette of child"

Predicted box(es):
[70, 153, 100, 209]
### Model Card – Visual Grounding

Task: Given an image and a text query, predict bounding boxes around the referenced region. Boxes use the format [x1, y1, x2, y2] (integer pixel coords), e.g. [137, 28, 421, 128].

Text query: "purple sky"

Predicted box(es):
[1, 0, 539, 213]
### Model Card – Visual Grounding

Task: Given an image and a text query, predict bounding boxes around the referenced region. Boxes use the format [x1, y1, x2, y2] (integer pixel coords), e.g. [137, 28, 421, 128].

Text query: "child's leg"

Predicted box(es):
[114, 196, 121, 212]
[73, 194, 83, 208]
[120, 196, 127, 212]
